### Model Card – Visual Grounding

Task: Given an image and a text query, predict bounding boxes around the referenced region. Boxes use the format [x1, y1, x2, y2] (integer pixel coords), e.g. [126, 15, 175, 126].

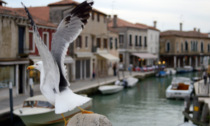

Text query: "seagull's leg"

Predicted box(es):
[61, 113, 67, 126]
[77, 106, 94, 114]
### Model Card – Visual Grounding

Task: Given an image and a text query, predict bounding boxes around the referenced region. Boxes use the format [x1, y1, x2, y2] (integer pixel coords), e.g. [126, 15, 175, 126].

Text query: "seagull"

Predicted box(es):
[22, 0, 94, 121]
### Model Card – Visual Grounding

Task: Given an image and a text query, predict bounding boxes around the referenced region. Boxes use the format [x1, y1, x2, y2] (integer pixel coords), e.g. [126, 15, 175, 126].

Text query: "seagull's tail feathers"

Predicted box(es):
[55, 88, 91, 114]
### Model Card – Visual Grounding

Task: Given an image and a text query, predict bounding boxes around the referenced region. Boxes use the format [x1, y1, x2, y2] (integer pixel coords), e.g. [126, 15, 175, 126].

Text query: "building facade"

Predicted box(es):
[160, 24, 210, 69]
[0, 3, 29, 94]
[108, 15, 159, 70]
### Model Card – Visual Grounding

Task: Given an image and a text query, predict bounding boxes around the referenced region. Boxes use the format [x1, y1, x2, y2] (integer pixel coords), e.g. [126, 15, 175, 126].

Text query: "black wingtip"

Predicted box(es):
[21, 2, 35, 27]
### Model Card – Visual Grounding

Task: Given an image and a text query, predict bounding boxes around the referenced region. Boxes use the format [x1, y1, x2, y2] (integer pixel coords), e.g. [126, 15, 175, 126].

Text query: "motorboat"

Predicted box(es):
[184, 66, 193, 72]
[156, 71, 167, 77]
[98, 85, 123, 94]
[166, 77, 193, 99]
[177, 66, 193, 73]
[115, 77, 138, 88]
[165, 68, 176, 75]
[13, 95, 92, 126]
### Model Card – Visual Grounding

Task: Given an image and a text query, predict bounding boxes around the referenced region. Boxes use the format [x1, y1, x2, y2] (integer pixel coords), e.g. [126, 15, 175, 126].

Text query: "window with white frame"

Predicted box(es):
[43, 32, 49, 49]
[29, 30, 35, 53]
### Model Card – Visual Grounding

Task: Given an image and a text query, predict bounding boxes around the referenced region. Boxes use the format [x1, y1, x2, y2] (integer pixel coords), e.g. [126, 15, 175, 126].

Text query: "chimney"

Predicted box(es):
[0, 0, 7, 6]
[194, 27, 196, 32]
[153, 21, 157, 28]
[198, 28, 200, 33]
[107, 15, 111, 22]
[113, 15, 118, 27]
[180, 22, 182, 31]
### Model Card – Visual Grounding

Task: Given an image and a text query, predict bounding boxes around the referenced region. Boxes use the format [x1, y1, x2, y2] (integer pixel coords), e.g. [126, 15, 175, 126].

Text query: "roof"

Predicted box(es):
[48, 0, 107, 15]
[108, 17, 142, 29]
[15, 6, 50, 22]
[48, 0, 79, 6]
[0, 6, 26, 17]
[14, 7, 57, 28]
[108, 17, 158, 31]
[135, 23, 160, 31]
[160, 30, 209, 38]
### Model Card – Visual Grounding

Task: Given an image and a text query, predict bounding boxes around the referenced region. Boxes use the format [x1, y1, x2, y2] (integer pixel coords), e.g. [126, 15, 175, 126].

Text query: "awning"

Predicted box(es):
[132, 53, 157, 59]
[29, 56, 74, 64]
[97, 53, 119, 61]
[75, 52, 93, 58]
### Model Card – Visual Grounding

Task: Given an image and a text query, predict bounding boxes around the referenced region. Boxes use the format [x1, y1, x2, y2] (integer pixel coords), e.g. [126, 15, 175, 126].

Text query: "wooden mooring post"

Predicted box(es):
[184, 97, 191, 122]
[183, 95, 210, 126]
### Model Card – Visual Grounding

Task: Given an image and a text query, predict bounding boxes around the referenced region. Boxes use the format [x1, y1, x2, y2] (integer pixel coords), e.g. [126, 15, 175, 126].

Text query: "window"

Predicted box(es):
[191, 41, 193, 51]
[176, 42, 179, 52]
[92, 11, 94, 20]
[43, 32, 49, 48]
[135, 35, 138, 46]
[97, 38, 101, 48]
[144, 36, 147, 47]
[85, 36, 88, 48]
[110, 37, 113, 49]
[139, 36, 142, 47]
[185, 41, 188, 51]
[119, 34, 124, 44]
[201, 42, 204, 53]
[29, 31, 35, 53]
[115, 38, 118, 49]
[97, 13, 100, 22]
[103, 39, 107, 49]
[208, 44, 210, 53]
[76, 36, 82, 48]
[129, 35, 132, 46]
[166, 42, 170, 52]
[181, 43, 183, 52]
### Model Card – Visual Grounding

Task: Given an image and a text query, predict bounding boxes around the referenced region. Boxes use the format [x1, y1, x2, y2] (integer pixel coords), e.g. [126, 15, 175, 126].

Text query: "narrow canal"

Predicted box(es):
[90, 72, 202, 126]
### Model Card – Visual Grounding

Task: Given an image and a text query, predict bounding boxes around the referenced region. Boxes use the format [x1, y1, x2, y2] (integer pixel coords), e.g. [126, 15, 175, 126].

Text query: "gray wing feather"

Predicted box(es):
[51, 0, 93, 90]
[22, 3, 60, 94]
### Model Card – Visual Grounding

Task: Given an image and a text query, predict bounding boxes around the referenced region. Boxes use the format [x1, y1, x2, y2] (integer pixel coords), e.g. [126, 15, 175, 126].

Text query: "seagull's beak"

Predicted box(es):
[27, 65, 35, 70]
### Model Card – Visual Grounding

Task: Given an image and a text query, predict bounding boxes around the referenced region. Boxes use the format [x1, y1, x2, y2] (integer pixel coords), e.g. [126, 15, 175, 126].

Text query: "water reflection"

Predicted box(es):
[91, 72, 201, 126]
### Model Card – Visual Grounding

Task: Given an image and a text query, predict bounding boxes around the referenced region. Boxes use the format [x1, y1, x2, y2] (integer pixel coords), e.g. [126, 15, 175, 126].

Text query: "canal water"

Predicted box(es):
[90, 72, 202, 126]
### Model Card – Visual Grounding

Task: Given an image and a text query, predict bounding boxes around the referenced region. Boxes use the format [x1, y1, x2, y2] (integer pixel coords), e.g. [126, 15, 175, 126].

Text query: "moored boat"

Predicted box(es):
[98, 85, 123, 94]
[165, 68, 176, 75]
[13, 95, 92, 126]
[156, 71, 167, 77]
[166, 77, 193, 99]
[115, 77, 138, 88]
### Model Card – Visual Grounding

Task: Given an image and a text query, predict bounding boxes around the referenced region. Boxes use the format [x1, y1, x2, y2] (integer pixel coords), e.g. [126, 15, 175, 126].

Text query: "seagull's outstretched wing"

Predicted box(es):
[51, 0, 93, 91]
[22, 3, 60, 94]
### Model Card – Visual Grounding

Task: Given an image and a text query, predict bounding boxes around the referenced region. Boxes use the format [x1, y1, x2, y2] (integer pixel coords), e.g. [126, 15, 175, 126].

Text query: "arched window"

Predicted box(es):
[165, 41, 170, 52]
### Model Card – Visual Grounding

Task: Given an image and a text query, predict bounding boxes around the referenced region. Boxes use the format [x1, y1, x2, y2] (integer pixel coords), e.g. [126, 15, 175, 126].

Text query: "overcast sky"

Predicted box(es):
[4, 0, 210, 33]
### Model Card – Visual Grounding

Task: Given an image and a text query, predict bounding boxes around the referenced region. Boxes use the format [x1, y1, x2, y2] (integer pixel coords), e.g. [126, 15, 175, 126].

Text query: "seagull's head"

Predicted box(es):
[27, 61, 43, 71]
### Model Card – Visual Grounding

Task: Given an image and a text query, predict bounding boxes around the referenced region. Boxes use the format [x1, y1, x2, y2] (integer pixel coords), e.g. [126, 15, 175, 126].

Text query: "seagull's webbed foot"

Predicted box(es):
[61, 113, 68, 126]
[77, 106, 94, 114]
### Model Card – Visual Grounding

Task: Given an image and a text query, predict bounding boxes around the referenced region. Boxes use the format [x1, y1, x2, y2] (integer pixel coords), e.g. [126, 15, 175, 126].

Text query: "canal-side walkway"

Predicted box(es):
[0, 71, 154, 116]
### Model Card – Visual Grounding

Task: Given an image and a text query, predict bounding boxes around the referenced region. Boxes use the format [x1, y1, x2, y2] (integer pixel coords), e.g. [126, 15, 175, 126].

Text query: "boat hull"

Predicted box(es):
[13, 100, 92, 126]
[98, 85, 123, 94]
[166, 85, 193, 99]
